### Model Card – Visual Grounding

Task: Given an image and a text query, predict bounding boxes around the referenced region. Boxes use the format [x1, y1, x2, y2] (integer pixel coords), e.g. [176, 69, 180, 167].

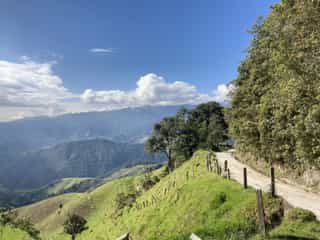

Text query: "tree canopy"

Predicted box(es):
[229, 0, 320, 169]
[146, 102, 228, 171]
[63, 214, 87, 240]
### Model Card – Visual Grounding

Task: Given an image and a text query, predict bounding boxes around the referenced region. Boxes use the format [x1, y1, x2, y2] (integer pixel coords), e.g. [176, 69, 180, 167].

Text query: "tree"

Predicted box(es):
[63, 214, 87, 240]
[189, 102, 228, 151]
[229, 0, 320, 169]
[146, 102, 228, 171]
[145, 117, 179, 171]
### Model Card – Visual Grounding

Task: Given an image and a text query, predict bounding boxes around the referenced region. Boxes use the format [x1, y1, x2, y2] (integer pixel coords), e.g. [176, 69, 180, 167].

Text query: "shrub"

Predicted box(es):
[14, 217, 41, 240]
[63, 214, 87, 240]
[210, 192, 227, 209]
[285, 208, 317, 222]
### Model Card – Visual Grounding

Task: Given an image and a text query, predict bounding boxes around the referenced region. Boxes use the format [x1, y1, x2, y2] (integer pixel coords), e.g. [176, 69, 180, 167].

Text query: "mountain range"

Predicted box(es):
[0, 106, 180, 192]
[0, 106, 182, 153]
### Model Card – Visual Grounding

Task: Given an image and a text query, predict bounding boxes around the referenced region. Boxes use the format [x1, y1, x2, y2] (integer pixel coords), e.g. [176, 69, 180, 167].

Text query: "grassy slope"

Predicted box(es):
[0, 224, 31, 240]
[3, 165, 155, 208]
[16, 150, 320, 240]
[24, 178, 94, 196]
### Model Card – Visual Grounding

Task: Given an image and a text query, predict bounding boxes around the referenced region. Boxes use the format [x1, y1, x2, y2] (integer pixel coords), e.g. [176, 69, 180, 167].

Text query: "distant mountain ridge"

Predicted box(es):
[0, 106, 183, 153]
[0, 139, 164, 190]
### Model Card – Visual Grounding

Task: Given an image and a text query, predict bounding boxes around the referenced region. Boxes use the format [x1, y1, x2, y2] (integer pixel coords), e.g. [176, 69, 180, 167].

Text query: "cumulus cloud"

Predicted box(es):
[0, 58, 73, 119]
[0, 58, 234, 121]
[89, 48, 113, 54]
[212, 83, 235, 103]
[81, 73, 233, 110]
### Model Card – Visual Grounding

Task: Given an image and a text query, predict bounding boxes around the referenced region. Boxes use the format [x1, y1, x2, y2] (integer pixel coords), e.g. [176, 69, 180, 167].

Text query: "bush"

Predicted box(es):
[210, 192, 227, 209]
[140, 175, 160, 191]
[14, 217, 41, 240]
[0, 208, 17, 225]
[115, 192, 138, 211]
[63, 214, 87, 240]
[285, 208, 317, 222]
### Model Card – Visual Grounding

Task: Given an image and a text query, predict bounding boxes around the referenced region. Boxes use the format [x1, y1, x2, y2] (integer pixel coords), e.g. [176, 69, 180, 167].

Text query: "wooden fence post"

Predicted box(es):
[243, 168, 247, 189]
[224, 160, 228, 172]
[256, 189, 266, 236]
[270, 167, 275, 197]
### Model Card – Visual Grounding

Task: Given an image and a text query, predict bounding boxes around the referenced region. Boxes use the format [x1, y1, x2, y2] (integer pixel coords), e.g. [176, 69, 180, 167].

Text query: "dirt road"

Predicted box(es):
[216, 152, 320, 220]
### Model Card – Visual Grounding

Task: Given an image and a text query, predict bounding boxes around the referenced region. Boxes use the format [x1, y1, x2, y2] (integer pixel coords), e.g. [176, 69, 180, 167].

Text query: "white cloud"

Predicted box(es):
[89, 48, 113, 54]
[0, 58, 73, 119]
[212, 83, 235, 103]
[81, 73, 232, 110]
[0, 58, 233, 121]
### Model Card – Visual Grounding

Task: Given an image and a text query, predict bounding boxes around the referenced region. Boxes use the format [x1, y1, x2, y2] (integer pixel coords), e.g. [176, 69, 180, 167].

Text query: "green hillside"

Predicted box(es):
[1, 139, 163, 190]
[14, 150, 320, 240]
[0, 224, 31, 240]
[0, 178, 101, 208]
[1, 164, 161, 209]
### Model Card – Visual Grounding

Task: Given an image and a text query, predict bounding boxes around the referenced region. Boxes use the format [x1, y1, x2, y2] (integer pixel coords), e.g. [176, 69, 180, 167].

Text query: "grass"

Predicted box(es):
[0, 224, 31, 240]
[13, 150, 320, 240]
[268, 208, 320, 240]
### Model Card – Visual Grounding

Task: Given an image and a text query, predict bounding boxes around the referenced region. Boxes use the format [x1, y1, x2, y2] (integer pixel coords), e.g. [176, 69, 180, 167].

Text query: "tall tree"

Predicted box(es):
[230, 0, 320, 168]
[189, 102, 228, 151]
[63, 214, 87, 240]
[145, 117, 180, 171]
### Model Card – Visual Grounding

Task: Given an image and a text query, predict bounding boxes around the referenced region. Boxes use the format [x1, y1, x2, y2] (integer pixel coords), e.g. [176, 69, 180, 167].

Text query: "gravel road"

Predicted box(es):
[216, 152, 320, 220]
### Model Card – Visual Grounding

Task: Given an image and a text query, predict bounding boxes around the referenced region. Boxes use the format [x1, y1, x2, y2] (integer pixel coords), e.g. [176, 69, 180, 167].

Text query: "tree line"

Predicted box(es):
[229, 0, 320, 169]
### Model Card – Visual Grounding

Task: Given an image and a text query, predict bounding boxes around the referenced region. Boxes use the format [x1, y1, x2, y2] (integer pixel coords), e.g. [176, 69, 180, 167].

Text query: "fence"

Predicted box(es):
[115, 152, 277, 239]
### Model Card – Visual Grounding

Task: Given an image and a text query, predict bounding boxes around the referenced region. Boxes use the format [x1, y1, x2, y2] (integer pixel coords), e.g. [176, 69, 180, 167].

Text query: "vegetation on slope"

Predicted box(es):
[268, 208, 320, 240]
[1, 208, 40, 240]
[0, 178, 102, 208]
[0, 224, 31, 240]
[1, 139, 163, 190]
[146, 102, 228, 171]
[13, 150, 319, 240]
[229, 0, 320, 169]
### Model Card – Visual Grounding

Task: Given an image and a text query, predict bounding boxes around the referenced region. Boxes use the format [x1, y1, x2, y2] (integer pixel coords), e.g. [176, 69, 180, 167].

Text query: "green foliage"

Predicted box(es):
[209, 192, 227, 209]
[140, 174, 160, 191]
[0, 208, 41, 240]
[14, 217, 41, 240]
[268, 208, 320, 240]
[230, 0, 320, 169]
[114, 192, 138, 212]
[63, 214, 87, 240]
[285, 208, 317, 222]
[0, 208, 17, 225]
[9, 150, 320, 240]
[146, 102, 228, 171]
[0, 224, 31, 240]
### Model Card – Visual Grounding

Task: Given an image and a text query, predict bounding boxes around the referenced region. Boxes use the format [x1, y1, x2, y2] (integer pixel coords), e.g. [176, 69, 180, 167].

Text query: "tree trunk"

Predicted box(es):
[72, 234, 76, 240]
[168, 156, 175, 172]
[167, 149, 175, 172]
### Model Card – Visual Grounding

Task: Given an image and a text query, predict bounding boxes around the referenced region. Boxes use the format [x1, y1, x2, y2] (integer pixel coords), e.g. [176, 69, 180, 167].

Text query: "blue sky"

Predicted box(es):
[0, 0, 279, 121]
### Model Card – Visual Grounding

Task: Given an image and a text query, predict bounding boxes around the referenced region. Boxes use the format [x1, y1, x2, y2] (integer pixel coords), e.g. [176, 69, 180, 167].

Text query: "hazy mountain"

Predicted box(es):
[0, 139, 164, 190]
[0, 106, 182, 153]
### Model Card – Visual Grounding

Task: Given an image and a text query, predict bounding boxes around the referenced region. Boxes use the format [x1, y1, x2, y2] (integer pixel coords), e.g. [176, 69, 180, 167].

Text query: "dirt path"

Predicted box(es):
[216, 152, 320, 220]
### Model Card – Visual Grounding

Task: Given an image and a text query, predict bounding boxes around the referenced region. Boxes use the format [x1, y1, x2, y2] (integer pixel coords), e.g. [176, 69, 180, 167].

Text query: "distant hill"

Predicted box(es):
[0, 139, 164, 190]
[0, 105, 182, 153]
[0, 164, 162, 208]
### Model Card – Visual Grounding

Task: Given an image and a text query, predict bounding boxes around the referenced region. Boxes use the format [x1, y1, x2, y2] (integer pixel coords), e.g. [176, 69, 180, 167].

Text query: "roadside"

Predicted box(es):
[216, 152, 320, 220]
